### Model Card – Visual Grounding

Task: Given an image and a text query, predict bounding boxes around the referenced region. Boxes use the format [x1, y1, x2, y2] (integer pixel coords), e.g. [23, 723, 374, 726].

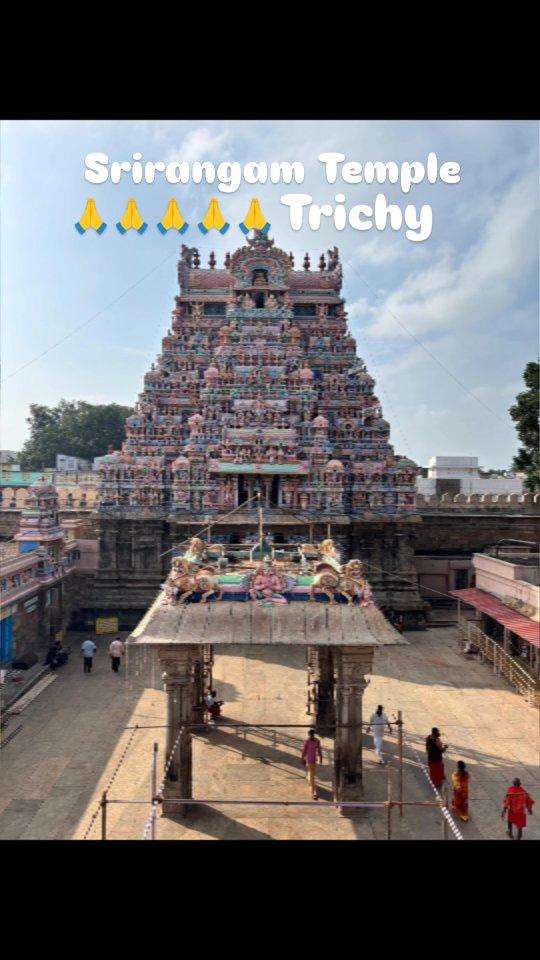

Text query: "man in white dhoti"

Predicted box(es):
[367, 704, 392, 765]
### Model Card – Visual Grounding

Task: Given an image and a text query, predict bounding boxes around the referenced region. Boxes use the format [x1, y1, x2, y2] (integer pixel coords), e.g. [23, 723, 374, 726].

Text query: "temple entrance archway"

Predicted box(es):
[128, 599, 405, 813]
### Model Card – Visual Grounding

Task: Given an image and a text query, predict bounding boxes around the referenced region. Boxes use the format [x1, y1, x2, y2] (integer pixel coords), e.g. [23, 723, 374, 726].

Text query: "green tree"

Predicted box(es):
[19, 400, 134, 469]
[509, 362, 539, 492]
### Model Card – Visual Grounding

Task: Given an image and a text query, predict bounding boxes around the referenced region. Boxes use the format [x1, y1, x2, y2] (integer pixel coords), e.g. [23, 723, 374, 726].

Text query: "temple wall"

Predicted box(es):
[2, 572, 90, 662]
[6, 506, 538, 631]
[415, 512, 539, 554]
[87, 517, 170, 616]
[416, 492, 539, 511]
[4, 599, 41, 661]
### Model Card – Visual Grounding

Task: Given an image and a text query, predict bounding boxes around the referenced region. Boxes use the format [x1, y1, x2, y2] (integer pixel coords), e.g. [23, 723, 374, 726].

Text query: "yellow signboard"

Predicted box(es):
[96, 616, 119, 635]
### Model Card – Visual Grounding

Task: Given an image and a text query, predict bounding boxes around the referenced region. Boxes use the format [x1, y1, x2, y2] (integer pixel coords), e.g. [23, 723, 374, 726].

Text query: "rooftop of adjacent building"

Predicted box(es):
[426, 455, 522, 478]
[464, 545, 540, 629]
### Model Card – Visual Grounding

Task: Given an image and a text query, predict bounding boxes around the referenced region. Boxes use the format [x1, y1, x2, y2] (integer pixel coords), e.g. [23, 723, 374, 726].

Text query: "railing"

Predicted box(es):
[458, 620, 539, 707]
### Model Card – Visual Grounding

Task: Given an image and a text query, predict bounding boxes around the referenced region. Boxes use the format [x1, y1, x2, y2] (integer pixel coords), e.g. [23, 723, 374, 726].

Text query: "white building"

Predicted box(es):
[417, 456, 524, 497]
[55, 454, 91, 473]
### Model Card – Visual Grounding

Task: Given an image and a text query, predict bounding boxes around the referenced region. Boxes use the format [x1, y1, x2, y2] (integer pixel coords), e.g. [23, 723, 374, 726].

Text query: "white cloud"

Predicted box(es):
[344, 233, 429, 268]
[165, 127, 231, 164]
[363, 166, 538, 339]
[470, 381, 522, 401]
[346, 298, 371, 321]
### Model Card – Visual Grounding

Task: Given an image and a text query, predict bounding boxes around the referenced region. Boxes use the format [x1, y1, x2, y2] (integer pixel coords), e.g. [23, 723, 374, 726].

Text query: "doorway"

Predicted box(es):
[238, 475, 248, 505]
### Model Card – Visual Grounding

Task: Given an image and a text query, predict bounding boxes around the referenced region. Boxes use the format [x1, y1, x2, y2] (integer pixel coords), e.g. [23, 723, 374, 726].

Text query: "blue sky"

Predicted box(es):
[1, 119, 538, 468]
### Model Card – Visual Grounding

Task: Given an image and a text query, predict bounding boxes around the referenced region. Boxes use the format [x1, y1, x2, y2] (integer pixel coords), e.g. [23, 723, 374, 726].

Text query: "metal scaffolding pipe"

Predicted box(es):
[123, 722, 393, 730]
[105, 797, 448, 808]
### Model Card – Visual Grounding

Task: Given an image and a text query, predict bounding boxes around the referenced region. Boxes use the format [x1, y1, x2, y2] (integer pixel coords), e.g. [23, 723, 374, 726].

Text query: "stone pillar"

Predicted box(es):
[158, 644, 199, 816]
[333, 646, 374, 802]
[203, 643, 214, 693]
[192, 650, 205, 728]
[315, 647, 335, 729]
[263, 479, 271, 507]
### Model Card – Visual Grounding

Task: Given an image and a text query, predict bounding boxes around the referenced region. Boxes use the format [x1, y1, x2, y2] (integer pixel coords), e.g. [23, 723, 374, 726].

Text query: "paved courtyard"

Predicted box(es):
[0, 627, 538, 840]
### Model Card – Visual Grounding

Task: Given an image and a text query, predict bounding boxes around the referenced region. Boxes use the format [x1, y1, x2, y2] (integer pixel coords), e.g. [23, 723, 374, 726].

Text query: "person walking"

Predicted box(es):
[109, 636, 125, 672]
[45, 641, 62, 671]
[366, 705, 392, 765]
[302, 728, 322, 800]
[205, 690, 224, 724]
[204, 689, 216, 711]
[81, 638, 97, 673]
[502, 778, 535, 840]
[426, 727, 448, 790]
[451, 760, 470, 822]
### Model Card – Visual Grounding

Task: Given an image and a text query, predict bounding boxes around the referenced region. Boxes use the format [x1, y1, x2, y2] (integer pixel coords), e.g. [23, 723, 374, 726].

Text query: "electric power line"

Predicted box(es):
[343, 255, 516, 436]
[1, 249, 178, 384]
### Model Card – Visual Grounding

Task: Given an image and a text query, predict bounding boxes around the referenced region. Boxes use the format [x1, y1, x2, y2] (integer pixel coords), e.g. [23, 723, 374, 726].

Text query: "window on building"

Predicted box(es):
[293, 304, 317, 317]
[327, 304, 338, 316]
[203, 302, 226, 316]
[254, 293, 265, 308]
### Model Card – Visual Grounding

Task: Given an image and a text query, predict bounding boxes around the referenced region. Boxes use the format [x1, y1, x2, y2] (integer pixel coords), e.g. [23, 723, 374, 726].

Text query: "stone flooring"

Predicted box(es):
[0, 628, 538, 841]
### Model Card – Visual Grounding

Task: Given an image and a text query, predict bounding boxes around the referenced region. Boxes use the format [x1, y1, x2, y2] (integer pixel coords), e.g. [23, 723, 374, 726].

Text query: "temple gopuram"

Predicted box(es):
[93, 233, 424, 625]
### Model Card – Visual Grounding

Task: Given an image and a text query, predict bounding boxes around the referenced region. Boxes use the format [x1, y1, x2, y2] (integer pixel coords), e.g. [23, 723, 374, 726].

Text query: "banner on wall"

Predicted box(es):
[96, 617, 119, 635]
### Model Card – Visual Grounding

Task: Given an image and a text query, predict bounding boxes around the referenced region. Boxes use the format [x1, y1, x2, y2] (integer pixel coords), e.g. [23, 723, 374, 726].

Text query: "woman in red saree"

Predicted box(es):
[451, 760, 470, 821]
[426, 728, 448, 789]
[502, 778, 535, 840]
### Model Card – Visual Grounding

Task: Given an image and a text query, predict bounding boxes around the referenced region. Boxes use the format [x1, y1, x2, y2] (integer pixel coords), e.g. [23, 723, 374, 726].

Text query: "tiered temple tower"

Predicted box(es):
[98, 234, 417, 517]
[14, 483, 66, 561]
[93, 234, 423, 624]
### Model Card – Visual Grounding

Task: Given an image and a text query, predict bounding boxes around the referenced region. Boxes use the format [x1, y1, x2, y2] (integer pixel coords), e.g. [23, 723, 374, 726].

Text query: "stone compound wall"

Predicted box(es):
[416, 492, 539, 512]
[416, 512, 539, 554]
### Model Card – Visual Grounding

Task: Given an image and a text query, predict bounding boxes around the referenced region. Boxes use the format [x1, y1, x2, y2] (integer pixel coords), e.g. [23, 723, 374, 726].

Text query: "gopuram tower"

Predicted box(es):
[93, 234, 423, 624]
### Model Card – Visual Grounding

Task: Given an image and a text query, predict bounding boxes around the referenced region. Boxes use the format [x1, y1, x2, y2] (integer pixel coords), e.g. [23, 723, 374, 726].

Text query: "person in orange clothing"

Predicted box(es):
[426, 727, 448, 790]
[501, 778, 535, 840]
[451, 760, 470, 822]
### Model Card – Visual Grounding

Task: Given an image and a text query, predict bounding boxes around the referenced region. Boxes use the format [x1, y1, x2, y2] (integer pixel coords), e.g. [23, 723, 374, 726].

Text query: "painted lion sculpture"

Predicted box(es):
[163, 556, 222, 605]
[310, 558, 372, 605]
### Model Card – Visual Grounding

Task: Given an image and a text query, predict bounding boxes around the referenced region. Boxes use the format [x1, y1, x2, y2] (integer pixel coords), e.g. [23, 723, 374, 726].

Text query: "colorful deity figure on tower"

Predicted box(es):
[97, 231, 417, 515]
